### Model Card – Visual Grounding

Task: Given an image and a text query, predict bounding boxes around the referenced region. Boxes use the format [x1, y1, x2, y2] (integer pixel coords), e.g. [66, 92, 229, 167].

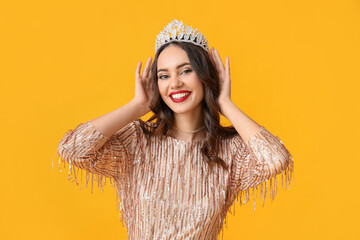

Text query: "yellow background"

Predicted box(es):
[1, 0, 359, 239]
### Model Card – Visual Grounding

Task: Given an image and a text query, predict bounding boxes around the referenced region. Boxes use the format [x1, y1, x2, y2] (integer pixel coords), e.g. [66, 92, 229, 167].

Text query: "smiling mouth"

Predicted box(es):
[169, 92, 191, 103]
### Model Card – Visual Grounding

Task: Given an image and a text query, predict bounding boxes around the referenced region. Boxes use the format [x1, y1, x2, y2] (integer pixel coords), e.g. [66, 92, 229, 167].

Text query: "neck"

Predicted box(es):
[171, 105, 205, 141]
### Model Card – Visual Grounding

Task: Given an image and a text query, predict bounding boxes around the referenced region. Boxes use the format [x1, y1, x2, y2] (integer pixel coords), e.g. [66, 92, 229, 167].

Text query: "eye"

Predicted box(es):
[158, 75, 168, 80]
[182, 69, 192, 74]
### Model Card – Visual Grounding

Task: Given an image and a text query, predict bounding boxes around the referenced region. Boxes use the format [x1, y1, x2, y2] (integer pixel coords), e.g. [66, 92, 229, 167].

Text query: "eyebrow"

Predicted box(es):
[157, 62, 191, 73]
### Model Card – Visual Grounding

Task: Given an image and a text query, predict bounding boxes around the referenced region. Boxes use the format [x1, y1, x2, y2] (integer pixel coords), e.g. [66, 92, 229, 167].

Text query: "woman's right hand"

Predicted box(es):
[132, 56, 154, 114]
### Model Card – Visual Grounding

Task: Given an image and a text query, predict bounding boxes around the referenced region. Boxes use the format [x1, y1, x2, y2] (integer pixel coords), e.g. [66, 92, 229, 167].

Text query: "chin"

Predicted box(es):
[167, 106, 188, 113]
[169, 104, 202, 115]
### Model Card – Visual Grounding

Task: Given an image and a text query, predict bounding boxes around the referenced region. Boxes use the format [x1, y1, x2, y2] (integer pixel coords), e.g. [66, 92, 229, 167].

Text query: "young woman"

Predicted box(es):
[56, 19, 294, 240]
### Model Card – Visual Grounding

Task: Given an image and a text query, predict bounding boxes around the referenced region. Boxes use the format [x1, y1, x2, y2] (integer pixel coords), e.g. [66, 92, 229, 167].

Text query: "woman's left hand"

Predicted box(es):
[209, 47, 233, 109]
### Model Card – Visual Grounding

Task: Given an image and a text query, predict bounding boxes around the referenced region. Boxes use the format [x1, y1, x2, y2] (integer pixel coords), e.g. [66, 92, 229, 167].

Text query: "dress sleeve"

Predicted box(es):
[55, 119, 139, 192]
[229, 126, 294, 209]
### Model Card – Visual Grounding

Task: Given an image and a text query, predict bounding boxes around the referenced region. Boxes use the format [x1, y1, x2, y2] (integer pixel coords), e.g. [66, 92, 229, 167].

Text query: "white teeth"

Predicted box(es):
[171, 92, 190, 99]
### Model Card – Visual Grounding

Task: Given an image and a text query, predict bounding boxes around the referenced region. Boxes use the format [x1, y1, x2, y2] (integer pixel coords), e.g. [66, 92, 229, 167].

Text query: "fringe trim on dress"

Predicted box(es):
[52, 151, 127, 228]
[217, 153, 294, 240]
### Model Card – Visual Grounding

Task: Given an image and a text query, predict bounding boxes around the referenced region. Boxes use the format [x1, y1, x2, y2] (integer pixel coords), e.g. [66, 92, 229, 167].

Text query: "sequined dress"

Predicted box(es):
[56, 119, 294, 240]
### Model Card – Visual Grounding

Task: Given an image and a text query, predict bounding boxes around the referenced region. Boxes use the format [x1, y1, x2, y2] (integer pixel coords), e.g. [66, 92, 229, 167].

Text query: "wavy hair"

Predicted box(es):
[138, 41, 238, 171]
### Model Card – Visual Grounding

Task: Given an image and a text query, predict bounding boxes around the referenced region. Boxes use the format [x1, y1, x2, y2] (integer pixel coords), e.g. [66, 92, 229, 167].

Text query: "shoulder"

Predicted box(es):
[221, 132, 246, 154]
[111, 119, 157, 147]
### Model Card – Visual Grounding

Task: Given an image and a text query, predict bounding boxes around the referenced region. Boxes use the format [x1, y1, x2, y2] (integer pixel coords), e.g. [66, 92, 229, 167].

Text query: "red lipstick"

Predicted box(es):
[169, 90, 191, 103]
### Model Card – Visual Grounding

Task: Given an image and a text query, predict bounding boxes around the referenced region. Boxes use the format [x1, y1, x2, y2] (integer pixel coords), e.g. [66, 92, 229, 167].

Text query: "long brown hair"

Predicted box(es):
[138, 41, 238, 171]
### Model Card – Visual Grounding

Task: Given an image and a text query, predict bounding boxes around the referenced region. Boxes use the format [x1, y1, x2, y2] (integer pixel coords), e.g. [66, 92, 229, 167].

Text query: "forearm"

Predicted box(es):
[219, 99, 262, 143]
[90, 99, 150, 138]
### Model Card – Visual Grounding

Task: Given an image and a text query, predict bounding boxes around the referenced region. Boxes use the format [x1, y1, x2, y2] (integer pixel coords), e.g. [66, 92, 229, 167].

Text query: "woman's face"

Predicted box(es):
[156, 45, 204, 115]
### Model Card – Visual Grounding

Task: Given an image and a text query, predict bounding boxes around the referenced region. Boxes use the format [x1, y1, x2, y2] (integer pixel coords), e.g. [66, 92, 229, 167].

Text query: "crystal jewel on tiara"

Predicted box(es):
[155, 19, 209, 54]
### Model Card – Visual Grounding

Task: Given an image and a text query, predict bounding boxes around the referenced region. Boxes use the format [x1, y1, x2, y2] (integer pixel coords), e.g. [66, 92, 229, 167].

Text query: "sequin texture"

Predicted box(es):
[55, 120, 294, 240]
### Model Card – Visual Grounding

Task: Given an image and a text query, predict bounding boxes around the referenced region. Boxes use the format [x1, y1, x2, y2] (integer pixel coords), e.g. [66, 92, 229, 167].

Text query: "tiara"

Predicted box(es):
[155, 19, 209, 54]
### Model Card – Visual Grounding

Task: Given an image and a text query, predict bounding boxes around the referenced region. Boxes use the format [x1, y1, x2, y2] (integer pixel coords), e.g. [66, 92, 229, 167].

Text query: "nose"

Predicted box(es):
[169, 75, 183, 89]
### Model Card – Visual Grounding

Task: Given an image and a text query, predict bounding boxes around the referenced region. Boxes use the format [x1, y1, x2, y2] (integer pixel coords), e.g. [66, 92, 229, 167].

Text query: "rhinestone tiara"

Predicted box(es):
[155, 19, 209, 54]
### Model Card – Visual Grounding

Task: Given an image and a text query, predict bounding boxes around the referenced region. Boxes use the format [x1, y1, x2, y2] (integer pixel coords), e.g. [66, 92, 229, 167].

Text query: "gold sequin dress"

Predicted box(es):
[56, 119, 294, 240]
